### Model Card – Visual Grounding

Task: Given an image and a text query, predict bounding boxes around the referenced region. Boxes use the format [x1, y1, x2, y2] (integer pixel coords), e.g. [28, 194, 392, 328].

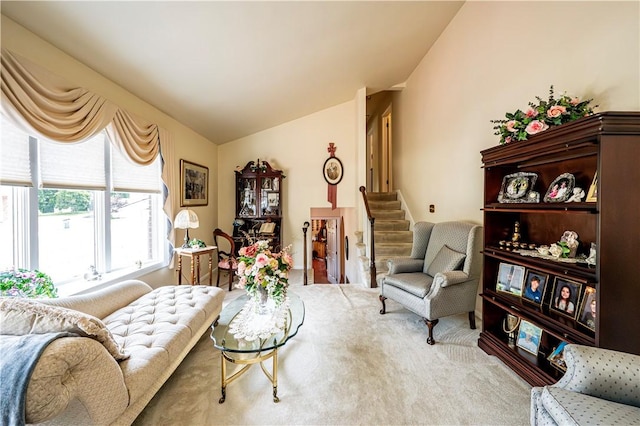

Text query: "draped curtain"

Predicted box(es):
[0, 48, 177, 257]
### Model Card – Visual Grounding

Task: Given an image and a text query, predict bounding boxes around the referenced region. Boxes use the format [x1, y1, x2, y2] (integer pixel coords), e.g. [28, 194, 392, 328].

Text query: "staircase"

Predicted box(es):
[357, 191, 412, 287]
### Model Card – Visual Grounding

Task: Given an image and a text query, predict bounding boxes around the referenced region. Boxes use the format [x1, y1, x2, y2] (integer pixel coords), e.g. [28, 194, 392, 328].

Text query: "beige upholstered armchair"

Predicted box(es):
[379, 221, 483, 344]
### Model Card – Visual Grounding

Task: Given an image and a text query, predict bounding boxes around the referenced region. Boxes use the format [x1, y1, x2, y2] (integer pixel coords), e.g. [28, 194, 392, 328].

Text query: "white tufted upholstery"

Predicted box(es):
[531, 344, 640, 425]
[20, 281, 224, 425]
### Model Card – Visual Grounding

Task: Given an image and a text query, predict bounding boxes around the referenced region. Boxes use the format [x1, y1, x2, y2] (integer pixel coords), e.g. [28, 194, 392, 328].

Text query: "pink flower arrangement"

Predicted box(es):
[492, 86, 597, 145]
[237, 240, 292, 305]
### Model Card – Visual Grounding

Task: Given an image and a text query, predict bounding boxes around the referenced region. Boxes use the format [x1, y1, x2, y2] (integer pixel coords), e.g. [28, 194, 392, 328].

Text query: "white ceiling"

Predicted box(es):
[2, 1, 463, 145]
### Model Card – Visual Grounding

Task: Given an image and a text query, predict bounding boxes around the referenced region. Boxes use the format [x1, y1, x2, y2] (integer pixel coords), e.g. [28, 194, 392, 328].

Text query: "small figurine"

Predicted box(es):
[512, 221, 521, 242]
[565, 187, 585, 203]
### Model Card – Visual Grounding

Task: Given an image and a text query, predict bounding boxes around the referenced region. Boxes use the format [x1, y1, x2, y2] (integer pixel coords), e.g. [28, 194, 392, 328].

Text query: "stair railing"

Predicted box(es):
[359, 186, 377, 288]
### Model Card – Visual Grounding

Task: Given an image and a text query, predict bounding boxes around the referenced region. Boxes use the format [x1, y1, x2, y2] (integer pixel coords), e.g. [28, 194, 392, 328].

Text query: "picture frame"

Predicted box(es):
[180, 159, 208, 207]
[323, 157, 344, 185]
[497, 172, 538, 203]
[522, 270, 549, 306]
[516, 319, 543, 355]
[547, 341, 568, 372]
[586, 172, 597, 202]
[267, 192, 279, 207]
[496, 262, 526, 296]
[577, 286, 597, 331]
[544, 173, 575, 203]
[549, 277, 582, 319]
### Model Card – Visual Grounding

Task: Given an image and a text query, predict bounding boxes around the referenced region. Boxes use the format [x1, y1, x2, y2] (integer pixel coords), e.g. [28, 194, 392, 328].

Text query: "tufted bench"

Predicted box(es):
[16, 280, 225, 425]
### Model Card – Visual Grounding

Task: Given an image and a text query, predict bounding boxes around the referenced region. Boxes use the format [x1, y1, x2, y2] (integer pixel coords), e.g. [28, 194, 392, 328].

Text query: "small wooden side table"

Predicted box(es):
[175, 246, 217, 285]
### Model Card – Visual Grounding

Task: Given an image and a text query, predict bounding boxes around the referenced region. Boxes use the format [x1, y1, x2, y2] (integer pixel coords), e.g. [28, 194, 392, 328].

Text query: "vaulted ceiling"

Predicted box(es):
[2, 1, 463, 144]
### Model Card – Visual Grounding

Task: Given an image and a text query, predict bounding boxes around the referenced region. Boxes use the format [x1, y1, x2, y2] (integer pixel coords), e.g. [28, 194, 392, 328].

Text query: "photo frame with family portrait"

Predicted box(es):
[522, 270, 549, 306]
[549, 277, 582, 319]
[496, 262, 525, 296]
[497, 172, 538, 203]
[516, 319, 543, 355]
[544, 173, 576, 203]
[547, 341, 568, 372]
[577, 286, 597, 331]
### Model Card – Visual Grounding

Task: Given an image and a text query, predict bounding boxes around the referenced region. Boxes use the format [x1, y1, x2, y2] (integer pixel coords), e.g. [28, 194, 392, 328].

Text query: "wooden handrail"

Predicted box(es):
[359, 186, 377, 288]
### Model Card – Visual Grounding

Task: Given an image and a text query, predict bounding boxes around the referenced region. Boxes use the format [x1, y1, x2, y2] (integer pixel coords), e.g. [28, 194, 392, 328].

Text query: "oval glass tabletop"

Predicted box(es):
[211, 291, 305, 353]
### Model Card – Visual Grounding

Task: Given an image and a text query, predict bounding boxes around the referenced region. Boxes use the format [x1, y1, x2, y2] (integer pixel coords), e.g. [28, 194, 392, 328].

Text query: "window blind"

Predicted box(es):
[112, 147, 161, 193]
[39, 133, 106, 190]
[0, 115, 32, 186]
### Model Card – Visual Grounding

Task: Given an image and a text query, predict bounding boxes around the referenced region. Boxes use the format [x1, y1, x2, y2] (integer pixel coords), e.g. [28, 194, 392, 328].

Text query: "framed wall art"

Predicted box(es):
[497, 172, 538, 203]
[496, 262, 525, 296]
[323, 156, 344, 185]
[516, 320, 543, 355]
[550, 277, 582, 319]
[180, 159, 208, 207]
[544, 173, 575, 203]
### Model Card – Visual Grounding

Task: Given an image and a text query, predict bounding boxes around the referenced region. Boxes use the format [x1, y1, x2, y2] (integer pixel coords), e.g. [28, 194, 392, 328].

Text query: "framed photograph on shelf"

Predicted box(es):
[180, 159, 208, 207]
[550, 277, 582, 319]
[522, 270, 549, 305]
[586, 172, 597, 202]
[497, 172, 538, 203]
[516, 319, 543, 355]
[547, 341, 568, 372]
[496, 262, 526, 296]
[577, 286, 597, 331]
[543, 173, 575, 203]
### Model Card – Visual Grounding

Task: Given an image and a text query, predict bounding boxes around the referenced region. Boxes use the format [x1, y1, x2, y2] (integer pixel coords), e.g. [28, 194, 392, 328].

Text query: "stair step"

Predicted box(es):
[374, 230, 413, 243]
[366, 192, 397, 202]
[369, 200, 401, 210]
[375, 243, 412, 256]
[374, 220, 410, 231]
[371, 210, 405, 220]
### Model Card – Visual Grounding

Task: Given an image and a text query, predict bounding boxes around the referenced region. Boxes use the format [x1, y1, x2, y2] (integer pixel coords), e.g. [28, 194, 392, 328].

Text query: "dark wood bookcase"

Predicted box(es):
[478, 112, 640, 386]
[233, 160, 284, 252]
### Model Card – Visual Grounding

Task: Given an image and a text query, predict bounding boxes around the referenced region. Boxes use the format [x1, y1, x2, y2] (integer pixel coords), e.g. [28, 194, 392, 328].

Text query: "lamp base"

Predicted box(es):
[182, 229, 190, 248]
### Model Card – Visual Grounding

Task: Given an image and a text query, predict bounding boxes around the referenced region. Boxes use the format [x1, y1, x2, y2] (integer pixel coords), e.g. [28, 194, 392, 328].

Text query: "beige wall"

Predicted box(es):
[217, 101, 359, 277]
[1, 16, 219, 286]
[394, 1, 639, 225]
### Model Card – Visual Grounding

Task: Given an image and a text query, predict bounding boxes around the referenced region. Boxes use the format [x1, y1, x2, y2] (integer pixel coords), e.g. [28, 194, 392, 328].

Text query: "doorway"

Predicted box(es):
[366, 91, 393, 192]
[311, 218, 341, 283]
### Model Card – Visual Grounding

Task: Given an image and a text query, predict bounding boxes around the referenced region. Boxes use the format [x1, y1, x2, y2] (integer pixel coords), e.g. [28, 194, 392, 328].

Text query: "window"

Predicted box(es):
[0, 116, 166, 288]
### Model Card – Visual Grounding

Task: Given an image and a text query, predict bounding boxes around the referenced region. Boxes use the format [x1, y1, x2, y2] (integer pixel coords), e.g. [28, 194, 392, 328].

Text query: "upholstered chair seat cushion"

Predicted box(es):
[218, 258, 238, 269]
[383, 273, 434, 298]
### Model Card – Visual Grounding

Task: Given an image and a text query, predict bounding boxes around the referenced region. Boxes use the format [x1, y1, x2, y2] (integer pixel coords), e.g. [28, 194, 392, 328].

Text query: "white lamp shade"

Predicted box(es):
[174, 209, 199, 229]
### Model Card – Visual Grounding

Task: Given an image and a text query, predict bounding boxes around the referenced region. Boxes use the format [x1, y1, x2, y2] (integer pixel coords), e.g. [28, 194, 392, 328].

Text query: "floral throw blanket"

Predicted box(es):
[0, 332, 75, 426]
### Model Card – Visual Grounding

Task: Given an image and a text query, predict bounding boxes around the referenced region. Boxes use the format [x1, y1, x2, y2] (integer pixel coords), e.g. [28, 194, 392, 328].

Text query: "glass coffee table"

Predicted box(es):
[210, 292, 304, 403]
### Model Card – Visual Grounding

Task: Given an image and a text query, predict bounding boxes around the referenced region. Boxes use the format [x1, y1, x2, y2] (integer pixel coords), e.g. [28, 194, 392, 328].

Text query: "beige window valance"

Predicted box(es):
[0, 48, 176, 252]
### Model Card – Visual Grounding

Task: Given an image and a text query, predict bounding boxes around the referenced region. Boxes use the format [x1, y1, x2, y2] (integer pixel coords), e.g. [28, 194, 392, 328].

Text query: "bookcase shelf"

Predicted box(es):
[478, 112, 640, 387]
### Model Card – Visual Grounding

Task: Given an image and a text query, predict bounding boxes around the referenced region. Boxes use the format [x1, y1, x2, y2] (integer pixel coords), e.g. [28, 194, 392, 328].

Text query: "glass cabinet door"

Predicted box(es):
[260, 177, 280, 216]
[238, 178, 256, 217]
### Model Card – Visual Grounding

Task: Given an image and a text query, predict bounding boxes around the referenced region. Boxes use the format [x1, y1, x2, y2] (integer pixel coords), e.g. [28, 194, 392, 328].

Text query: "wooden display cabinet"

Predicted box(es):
[234, 159, 284, 251]
[478, 112, 640, 387]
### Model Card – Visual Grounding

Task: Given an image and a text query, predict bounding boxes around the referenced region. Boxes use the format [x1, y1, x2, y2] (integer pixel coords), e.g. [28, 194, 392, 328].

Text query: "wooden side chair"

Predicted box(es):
[213, 228, 238, 291]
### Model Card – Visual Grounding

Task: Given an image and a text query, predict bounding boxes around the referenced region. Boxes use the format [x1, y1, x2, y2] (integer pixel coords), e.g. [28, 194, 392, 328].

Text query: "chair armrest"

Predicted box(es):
[387, 257, 424, 274]
[25, 336, 128, 424]
[554, 344, 640, 408]
[433, 270, 469, 287]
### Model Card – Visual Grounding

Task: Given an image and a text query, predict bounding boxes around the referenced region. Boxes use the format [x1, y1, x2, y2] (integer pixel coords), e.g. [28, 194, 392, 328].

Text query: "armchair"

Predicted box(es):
[213, 228, 238, 291]
[531, 344, 640, 425]
[379, 221, 483, 344]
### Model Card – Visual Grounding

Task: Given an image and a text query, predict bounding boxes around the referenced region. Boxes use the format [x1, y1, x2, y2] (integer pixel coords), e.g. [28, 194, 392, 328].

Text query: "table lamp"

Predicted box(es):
[174, 209, 199, 248]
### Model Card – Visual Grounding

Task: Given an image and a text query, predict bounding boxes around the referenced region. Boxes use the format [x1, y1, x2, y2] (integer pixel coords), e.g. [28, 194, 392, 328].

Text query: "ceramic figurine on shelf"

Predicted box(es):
[565, 187, 585, 203]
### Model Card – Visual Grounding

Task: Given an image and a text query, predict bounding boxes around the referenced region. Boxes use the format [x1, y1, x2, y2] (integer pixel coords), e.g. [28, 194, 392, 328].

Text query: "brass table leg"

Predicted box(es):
[219, 348, 280, 403]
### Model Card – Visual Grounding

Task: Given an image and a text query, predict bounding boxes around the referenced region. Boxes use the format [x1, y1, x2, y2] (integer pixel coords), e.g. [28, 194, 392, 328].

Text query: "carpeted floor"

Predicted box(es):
[133, 281, 531, 425]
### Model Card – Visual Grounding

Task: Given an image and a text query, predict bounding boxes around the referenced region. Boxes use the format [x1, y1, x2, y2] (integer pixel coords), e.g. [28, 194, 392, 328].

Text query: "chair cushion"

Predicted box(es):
[383, 272, 434, 298]
[425, 245, 466, 277]
[0, 297, 128, 360]
[540, 386, 640, 425]
[218, 258, 238, 269]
